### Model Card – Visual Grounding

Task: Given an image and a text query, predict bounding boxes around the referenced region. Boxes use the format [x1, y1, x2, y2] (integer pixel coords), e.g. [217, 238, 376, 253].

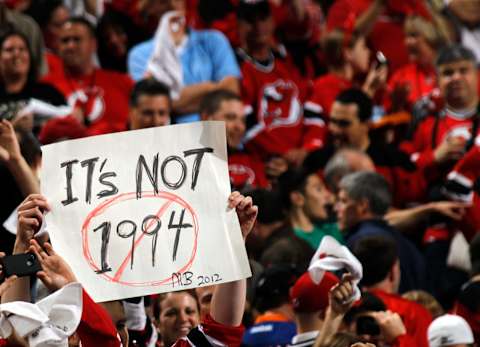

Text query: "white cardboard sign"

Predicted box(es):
[41, 121, 251, 302]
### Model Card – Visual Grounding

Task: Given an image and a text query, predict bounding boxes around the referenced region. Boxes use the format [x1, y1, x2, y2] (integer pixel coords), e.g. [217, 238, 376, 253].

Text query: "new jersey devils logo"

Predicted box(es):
[229, 163, 256, 189]
[67, 87, 106, 123]
[259, 79, 301, 128]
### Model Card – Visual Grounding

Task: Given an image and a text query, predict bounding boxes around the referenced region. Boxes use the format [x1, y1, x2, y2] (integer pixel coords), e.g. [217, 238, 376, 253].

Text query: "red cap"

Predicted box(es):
[290, 271, 339, 313]
[39, 116, 88, 145]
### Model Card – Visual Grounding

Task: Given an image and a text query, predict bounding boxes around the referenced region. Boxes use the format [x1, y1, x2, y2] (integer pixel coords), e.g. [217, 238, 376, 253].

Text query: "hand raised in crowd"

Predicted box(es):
[0, 252, 18, 297]
[0, 119, 22, 164]
[328, 273, 355, 316]
[29, 239, 77, 292]
[428, 201, 469, 220]
[228, 191, 258, 240]
[16, 194, 50, 248]
[362, 64, 388, 98]
[434, 136, 466, 163]
[370, 310, 407, 343]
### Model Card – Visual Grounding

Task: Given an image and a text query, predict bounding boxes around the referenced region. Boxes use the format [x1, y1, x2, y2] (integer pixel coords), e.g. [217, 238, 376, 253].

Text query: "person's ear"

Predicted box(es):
[388, 259, 400, 284]
[290, 191, 304, 207]
[344, 47, 353, 65]
[357, 197, 370, 215]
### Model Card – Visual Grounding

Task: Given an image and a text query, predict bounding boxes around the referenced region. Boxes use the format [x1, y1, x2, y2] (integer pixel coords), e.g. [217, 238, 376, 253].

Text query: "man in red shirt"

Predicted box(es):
[403, 45, 479, 184]
[352, 235, 432, 347]
[236, 0, 325, 166]
[42, 17, 133, 136]
[200, 89, 268, 191]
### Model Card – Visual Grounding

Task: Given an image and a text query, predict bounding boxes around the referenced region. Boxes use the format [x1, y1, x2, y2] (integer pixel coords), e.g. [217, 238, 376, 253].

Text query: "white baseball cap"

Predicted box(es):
[428, 314, 474, 347]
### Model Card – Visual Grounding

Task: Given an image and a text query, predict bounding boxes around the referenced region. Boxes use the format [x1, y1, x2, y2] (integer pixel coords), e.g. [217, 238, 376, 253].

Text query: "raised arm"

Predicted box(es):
[210, 191, 258, 326]
[314, 274, 355, 347]
[0, 120, 39, 196]
[1, 194, 50, 303]
[172, 77, 239, 115]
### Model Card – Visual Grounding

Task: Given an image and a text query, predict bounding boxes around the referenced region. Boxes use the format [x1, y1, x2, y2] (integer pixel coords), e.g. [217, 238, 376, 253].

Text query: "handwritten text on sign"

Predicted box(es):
[41, 122, 251, 302]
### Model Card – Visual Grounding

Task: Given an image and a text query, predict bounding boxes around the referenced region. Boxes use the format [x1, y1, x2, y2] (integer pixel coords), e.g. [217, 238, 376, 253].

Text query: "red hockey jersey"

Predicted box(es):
[402, 109, 480, 181]
[228, 149, 269, 191]
[386, 63, 436, 112]
[309, 73, 352, 118]
[43, 68, 133, 136]
[238, 49, 325, 159]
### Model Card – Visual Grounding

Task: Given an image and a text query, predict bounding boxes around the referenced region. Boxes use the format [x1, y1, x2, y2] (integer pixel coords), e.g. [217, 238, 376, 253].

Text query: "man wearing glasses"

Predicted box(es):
[305, 88, 424, 208]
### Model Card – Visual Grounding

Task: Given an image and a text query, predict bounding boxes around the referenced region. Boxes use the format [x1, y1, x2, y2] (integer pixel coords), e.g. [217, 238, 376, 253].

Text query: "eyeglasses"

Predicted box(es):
[329, 118, 352, 128]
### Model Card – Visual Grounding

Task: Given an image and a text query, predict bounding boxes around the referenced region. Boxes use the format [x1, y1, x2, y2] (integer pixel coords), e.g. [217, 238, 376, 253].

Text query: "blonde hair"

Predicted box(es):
[402, 290, 444, 319]
[404, 15, 451, 50]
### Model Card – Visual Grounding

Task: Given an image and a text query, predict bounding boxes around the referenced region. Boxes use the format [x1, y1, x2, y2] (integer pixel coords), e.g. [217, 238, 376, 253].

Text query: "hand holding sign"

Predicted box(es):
[228, 191, 258, 240]
[41, 122, 251, 302]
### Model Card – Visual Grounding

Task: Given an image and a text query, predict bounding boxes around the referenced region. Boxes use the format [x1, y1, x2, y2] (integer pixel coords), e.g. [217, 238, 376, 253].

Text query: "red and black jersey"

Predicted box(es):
[308, 73, 352, 119]
[371, 289, 432, 347]
[238, 48, 326, 159]
[43, 68, 133, 136]
[228, 148, 269, 191]
[385, 63, 436, 112]
[443, 142, 480, 241]
[401, 108, 480, 182]
[367, 141, 427, 206]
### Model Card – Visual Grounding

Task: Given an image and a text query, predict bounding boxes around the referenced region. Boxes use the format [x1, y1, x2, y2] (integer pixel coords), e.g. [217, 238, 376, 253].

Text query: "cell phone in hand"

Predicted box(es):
[1, 253, 42, 278]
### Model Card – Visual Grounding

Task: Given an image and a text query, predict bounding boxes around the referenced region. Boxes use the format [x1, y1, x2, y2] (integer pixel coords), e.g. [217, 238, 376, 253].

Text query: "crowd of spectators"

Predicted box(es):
[1, 0, 480, 346]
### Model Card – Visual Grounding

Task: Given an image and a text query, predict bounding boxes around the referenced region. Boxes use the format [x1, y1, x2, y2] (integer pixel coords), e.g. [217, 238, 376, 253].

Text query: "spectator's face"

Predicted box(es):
[195, 285, 214, 319]
[238, 14, 274, 49]
[103, 25, 128, 58]
[207, 99, 246, 149]
[130, 94, 171, 130]
[45, 5, 69, 51]
[0, 35, 30, 79]
[301, 174, 333, 221]
[437, 59, 478, 109]
[329, 101, 368, 149]
[157, 292, 200, 346]
[405, 31, 435, 66]
[348, 37, 370, 73]
[335, 189, 364, 231]
[59, 22, 96, 71]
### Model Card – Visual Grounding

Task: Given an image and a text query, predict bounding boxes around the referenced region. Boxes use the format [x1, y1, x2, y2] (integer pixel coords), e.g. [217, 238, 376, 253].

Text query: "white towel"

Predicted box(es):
[146, 11, 185, 100]
[0, 282, 83, 347]
[308, 236, 363, 302]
